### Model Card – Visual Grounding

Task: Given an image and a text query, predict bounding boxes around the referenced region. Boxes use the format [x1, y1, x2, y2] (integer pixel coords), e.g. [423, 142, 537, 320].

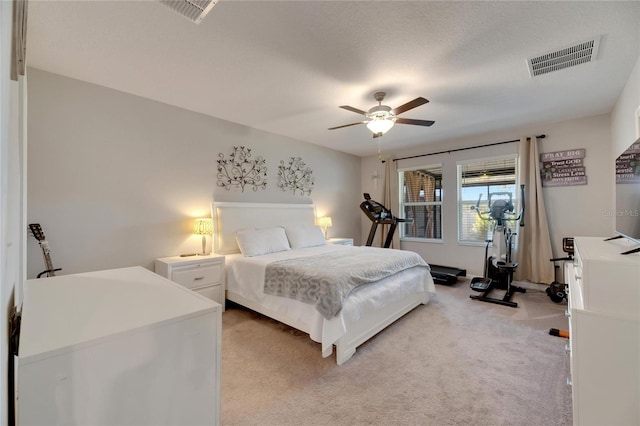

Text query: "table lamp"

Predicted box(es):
[317, 216, 332, 240]
[193, 218, 214, 255]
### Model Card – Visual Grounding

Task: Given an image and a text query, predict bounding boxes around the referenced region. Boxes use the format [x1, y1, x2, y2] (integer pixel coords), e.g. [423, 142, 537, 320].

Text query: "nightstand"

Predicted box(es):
[155, 254, 225, 310]
[327, 238, 354, 246]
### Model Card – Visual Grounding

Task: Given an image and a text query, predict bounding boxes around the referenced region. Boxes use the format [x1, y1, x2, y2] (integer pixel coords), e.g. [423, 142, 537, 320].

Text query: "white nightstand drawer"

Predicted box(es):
[328, 238, 354, 246]
[196, 284, 223, 303]
[173, 264, 222, 290]
[155, 254, 225, 310]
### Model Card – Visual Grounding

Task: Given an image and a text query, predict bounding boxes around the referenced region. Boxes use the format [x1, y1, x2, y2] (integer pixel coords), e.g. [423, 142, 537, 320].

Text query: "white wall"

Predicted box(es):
[361, 114, 614, 277]
[611, 55, 640, 157]
[26, 69, 361, 277]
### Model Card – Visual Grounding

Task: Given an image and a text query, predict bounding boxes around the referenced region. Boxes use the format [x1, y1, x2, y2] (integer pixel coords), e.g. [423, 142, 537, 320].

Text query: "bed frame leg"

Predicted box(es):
[336, 346, 356, 365]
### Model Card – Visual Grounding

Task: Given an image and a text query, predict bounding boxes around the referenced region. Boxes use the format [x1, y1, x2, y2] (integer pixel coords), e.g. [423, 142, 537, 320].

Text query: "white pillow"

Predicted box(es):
[285, 225, 327, 249]
[235, 227, 291, 257]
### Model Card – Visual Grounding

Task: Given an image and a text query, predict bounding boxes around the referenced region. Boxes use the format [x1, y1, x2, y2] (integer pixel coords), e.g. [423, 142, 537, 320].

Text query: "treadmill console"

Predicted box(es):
[360, 193, 412, 248]
[360, 193, 393, 222]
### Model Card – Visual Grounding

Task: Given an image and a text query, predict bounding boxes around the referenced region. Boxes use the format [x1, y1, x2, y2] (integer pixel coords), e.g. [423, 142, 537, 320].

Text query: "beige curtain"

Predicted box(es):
[515, 136, 554, 283]
[404, 172, 421, 237]
[381, 159, 400, 248]
[405, 172, 422, 201]
[423, 174, 435, 238]
[403, 171, 435, 238]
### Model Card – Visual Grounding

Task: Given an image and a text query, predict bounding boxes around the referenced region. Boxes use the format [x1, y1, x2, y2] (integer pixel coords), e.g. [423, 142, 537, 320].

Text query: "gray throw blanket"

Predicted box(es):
[264, 247, 430, 319]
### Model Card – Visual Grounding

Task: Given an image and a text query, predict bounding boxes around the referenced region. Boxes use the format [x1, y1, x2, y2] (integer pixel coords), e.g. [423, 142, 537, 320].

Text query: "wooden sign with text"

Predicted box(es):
[540, 149, 587, 187]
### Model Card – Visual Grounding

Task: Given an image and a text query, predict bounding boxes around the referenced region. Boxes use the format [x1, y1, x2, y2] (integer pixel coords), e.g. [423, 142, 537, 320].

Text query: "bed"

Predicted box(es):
[211, 201, 436, 365]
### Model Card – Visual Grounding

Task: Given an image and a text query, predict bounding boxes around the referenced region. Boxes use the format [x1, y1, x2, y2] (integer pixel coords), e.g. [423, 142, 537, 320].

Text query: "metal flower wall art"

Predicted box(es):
[277, 157, 314, 196]
[217, 146, 267, 192]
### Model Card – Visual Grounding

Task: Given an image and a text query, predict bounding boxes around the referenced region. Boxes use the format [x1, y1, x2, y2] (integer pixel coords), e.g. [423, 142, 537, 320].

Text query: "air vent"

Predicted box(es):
[527, 36, 600, 77]
[158, 0, 217, 24]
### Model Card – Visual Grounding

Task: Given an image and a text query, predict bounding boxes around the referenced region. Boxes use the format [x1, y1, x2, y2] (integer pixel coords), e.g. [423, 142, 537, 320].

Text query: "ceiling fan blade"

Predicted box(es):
[339, 105, 368, 116]
[328, 122, 365, 130]
[392, 97, 429, 115]
[395, 117, 435, 127]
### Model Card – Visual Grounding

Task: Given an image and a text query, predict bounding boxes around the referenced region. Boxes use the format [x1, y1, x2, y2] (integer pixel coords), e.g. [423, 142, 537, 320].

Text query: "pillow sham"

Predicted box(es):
[285, 225, 327, 249]
[236, 227, 291, 257]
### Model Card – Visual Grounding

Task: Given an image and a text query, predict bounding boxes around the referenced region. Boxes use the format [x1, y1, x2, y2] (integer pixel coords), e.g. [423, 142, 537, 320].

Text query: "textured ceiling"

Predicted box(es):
[26, 1, 640, 157]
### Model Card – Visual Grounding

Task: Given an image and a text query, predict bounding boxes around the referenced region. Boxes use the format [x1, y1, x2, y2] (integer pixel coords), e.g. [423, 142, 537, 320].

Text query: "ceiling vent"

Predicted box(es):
[158, 0, 217, 24]
[527, 36, 600, 77]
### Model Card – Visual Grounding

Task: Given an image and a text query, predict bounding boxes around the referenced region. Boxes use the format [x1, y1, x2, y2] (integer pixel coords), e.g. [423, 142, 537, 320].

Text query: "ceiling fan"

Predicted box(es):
[328, 91, 435, 138]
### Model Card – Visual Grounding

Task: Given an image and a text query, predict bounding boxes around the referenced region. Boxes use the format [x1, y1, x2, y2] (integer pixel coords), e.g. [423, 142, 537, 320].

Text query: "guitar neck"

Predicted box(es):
[39, 242, 56, 277]
[43, 252, 55, 276]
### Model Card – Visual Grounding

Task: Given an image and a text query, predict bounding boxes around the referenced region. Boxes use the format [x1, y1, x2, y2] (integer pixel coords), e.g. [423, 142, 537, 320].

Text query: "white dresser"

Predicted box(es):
[155, 254, 225, 310]
[566, 237, 640, 426]
[18, 266, 221, 426]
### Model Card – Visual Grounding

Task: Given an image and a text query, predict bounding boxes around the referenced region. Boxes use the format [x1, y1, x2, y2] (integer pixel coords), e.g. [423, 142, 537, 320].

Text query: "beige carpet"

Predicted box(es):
[221, 280, 572, 426]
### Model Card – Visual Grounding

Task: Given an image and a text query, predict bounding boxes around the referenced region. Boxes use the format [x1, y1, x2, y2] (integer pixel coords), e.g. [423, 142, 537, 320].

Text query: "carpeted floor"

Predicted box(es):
[221, 279, 573, 426]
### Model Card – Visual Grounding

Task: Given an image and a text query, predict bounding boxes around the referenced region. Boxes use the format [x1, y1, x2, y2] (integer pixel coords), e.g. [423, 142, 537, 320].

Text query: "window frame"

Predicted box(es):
[398, 163, 444, 243]
[456, 154, 520, 246]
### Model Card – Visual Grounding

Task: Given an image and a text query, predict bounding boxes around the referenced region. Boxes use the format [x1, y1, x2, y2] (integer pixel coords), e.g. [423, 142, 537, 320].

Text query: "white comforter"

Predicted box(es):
[225, 244, 436, 357]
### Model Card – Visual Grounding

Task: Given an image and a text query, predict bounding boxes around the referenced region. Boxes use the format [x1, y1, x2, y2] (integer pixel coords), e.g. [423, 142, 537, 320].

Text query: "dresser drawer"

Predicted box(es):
[172, 264, 222, 290]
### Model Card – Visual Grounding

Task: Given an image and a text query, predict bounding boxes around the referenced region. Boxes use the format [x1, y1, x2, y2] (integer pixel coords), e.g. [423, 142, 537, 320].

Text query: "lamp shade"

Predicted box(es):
[193, 218, 213, 235]
[366, 118, 395, 135]
[317, 217, 332, 227]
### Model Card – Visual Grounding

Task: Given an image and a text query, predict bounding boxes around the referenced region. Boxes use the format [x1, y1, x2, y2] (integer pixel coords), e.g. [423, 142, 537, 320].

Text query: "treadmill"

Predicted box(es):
[360, 193, 412, 248]
[360, 193, 466, 283]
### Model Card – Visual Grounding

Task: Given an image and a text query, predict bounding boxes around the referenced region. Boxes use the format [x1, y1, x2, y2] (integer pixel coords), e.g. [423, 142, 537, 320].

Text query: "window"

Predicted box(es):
[458, 156, 518, 243]
[398, 165, 443, 241]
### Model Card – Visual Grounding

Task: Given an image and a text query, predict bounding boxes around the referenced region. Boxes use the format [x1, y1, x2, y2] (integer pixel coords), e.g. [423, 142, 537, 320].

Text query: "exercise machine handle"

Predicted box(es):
[519, 184, 525, 227]
[471, 193, 482, 212]
[471, 193, 490, 221]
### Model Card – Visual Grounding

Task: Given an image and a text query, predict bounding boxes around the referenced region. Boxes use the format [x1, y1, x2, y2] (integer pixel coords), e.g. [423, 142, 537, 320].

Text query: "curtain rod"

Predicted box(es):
[382, 134, 546, 163]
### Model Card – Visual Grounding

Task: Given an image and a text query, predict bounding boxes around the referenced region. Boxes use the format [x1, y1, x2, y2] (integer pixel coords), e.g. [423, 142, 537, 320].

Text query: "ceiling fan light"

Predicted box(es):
[366, 118, 395, 135]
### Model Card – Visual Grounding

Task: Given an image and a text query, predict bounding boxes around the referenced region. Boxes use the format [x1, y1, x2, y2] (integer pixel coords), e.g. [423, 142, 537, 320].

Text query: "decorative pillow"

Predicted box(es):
[285, 225, 327, 249]
[236, 227, 291, 257]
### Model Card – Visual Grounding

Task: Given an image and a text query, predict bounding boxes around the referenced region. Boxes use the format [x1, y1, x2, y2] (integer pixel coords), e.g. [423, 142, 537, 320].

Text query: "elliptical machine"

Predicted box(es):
[469, 185, 526, 308]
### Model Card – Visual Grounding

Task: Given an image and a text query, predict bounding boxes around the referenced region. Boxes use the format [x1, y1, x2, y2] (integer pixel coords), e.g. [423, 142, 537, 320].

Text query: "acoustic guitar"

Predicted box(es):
[28, 223, 62, 278]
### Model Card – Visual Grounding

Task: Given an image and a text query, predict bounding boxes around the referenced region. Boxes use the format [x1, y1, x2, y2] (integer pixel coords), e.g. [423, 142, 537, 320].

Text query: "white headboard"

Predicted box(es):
[211, 202, 317, 254]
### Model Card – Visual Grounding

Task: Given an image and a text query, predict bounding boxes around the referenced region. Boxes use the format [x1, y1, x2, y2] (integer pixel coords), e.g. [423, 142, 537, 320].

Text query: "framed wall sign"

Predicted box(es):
[540, 148, 587, 187]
